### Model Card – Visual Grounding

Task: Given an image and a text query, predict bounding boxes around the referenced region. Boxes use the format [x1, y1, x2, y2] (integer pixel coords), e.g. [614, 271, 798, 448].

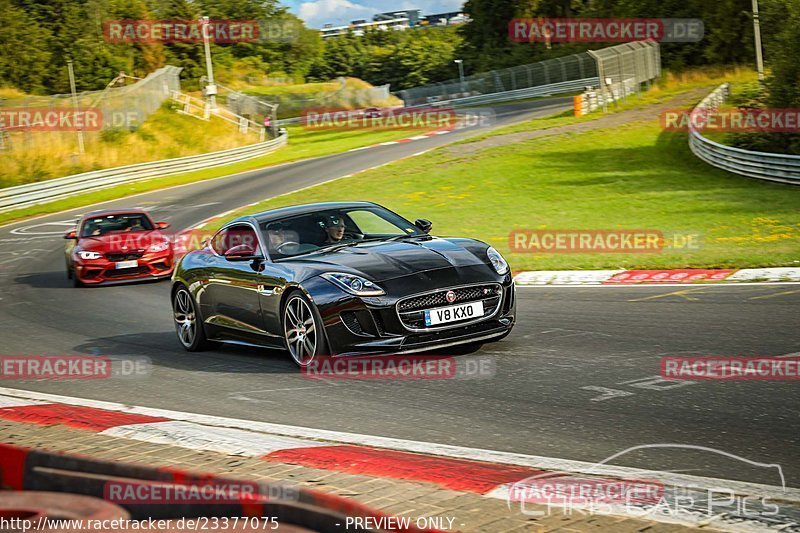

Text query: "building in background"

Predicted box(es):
[320, 17, 411, 39]
[420, 11, 469, 27]
[319, 8, 468, 38]
[373, 10, 421, 26]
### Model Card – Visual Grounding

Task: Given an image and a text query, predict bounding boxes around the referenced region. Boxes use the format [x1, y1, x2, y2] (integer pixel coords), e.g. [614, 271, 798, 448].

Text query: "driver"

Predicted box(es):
[266, 222, 287, 251]
[126, 218, 144, 232]
[323, 215, 345, 243]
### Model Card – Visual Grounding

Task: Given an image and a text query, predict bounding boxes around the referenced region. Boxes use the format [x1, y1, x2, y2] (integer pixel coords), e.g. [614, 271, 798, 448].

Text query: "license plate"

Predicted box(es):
[424, 301, 483, 326]
[115, 260, 138, 269]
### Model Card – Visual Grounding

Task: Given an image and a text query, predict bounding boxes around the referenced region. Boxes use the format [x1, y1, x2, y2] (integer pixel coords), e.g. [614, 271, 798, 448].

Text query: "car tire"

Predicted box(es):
[282, 291, 327, 367]
[173, 285, 214, 351]
[70, 267, 83, 288]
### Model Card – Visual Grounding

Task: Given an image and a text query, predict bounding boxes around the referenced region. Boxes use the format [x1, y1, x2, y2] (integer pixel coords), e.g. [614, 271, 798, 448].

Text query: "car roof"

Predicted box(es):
[248, 202, 381, 225]
[80, 208, 150, 220]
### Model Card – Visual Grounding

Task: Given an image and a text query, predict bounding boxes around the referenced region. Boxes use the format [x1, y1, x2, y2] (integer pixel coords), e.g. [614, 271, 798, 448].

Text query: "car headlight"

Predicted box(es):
[321, 273, 385, 296]
[487, 246, 509, 275]
[78, 250, 102, 260]
[149, 240, 171, 253]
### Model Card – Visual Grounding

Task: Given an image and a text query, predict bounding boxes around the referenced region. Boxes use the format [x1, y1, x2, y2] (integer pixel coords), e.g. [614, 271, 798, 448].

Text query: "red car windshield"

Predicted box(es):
[80, 214, 154, 237]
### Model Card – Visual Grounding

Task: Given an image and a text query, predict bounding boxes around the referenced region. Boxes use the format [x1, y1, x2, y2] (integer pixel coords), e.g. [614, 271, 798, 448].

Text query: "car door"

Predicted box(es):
[204, 223, 272, 344]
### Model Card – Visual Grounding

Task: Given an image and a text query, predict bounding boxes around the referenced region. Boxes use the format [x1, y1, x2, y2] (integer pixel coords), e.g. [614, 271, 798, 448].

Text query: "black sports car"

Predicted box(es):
[171, 202, 515, 366]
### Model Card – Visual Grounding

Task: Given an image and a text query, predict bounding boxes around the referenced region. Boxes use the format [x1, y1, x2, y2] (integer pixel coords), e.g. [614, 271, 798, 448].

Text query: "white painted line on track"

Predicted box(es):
[0, 387, 796, 503]
[101, 420, 326, 456]
[0, 395, 47, 408]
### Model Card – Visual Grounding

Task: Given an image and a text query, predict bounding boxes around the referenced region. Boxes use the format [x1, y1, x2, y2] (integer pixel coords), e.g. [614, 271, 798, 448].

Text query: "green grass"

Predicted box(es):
[0, 125, 438, 227]
[207, 117, 800, 271]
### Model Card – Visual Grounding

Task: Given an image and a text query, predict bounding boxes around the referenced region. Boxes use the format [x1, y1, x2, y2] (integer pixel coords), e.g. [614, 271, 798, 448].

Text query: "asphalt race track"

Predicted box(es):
[1, 97, 798, 489]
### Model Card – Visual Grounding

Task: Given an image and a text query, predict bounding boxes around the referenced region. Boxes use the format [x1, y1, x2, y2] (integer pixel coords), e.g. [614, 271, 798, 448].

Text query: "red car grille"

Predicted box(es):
[106, 251, 145, 262]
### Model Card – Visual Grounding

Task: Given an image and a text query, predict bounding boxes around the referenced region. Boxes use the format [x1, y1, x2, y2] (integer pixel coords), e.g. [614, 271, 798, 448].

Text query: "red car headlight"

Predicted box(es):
[78, 250, 103, 260]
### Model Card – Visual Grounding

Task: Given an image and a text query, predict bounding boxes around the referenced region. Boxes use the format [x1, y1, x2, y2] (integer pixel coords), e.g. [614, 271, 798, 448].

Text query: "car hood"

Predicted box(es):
[77, 230, 168, 252]
[291, 237, 490, 282]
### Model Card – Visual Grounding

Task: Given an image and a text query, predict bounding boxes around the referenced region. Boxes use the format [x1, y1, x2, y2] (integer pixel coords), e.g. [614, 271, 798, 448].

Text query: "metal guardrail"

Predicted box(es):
[689, 84, 800, 185]
[272, 79, 593, 125]
[0, 132, 288, 213]
[423, 78, 599, 107]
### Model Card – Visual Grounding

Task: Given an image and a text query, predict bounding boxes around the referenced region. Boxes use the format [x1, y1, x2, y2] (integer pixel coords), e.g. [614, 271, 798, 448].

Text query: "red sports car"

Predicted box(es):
[64, 209, 174, 287]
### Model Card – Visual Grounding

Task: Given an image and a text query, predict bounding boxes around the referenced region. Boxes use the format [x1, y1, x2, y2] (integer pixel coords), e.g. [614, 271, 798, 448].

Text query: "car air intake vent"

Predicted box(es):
[340, 311, 365, 336]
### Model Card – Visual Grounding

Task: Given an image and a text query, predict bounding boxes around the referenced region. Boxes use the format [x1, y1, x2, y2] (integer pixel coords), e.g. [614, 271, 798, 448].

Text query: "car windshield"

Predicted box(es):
[260, 206, 421, 260]
[80, 213, 154, 237]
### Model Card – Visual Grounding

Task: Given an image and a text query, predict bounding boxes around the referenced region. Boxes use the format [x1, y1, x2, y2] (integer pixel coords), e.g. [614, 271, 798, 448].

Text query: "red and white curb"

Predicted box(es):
[514, 267, 800, 286]
[0, 387, 797, 521]
[348, 130, 450, 152]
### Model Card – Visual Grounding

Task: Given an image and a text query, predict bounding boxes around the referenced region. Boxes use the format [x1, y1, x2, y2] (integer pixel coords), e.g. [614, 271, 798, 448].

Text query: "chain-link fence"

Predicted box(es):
[0, 66, 181, 157]
[0, 66, 181, 134]
[233, 78, 397, 120]
[588, 41, 660, 110]
[397, 53, 598, 107]
[396, 41, 661, 108]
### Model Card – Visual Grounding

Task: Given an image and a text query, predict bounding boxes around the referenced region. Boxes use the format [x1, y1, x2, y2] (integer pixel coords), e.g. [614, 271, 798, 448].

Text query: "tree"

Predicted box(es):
[0, 0, 52, 93]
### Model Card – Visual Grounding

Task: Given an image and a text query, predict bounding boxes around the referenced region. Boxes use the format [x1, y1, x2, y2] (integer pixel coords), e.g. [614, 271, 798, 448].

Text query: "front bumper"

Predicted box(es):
[74, 250, 174, 285]
[313, 269, 516, 356]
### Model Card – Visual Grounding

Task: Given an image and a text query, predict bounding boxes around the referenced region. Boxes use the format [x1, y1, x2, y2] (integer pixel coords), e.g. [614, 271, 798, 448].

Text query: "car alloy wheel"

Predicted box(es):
[283, 294, 320, 366]
[173, 288, 197, 349]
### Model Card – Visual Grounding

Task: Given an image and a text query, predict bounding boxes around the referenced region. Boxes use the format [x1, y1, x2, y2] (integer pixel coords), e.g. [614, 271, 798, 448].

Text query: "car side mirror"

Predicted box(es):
[64, 230, 77, 240]
[414, 219, 432, 234]
[224, 244, 261, 262]
[156, 221, 170, 230]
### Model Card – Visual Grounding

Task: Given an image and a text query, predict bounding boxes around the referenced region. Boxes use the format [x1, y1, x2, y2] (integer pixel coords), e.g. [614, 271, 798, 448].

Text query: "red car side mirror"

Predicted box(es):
[64, 230, 77, 240]
[156, 221, 170, 230]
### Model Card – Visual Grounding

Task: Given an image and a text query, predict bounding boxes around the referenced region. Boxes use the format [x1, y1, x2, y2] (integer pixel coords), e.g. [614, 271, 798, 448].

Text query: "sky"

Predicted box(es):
[281, 0, 465, 29]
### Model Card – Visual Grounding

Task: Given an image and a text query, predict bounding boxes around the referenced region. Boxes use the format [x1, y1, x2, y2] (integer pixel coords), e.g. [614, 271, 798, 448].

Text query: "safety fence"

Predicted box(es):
[0, 66, 182, 152]
[587, 41, 660, 110]
[398, 41, 660, 108]
[0, 131, 288, 213]
[689, 84, 800, 185]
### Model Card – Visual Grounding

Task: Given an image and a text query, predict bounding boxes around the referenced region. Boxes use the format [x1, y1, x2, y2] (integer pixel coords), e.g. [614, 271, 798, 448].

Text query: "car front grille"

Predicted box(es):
[397, 284, 503, 331]
[106, 251, 144, 262]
